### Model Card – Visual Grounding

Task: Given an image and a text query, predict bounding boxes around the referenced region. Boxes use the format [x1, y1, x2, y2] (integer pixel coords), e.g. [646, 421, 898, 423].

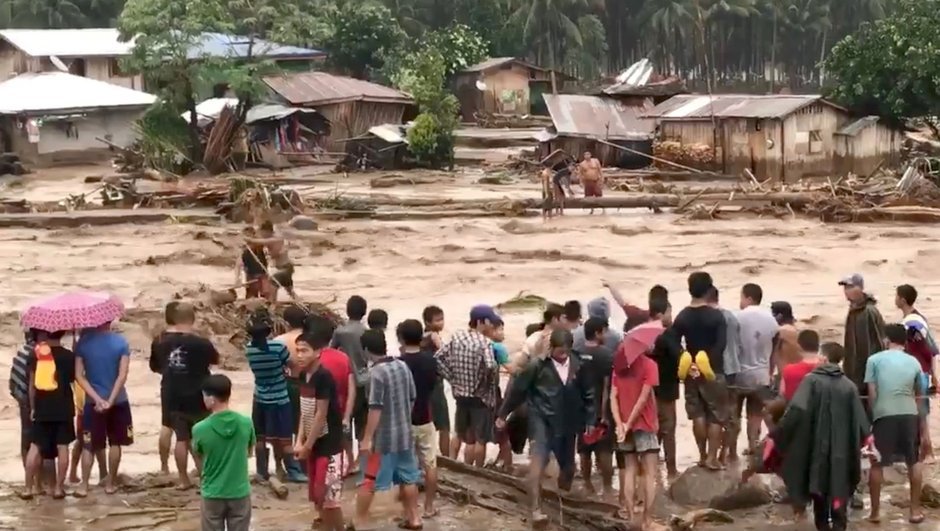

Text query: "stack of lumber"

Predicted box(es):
[204, 106, 239, 175]
[653, 140, 717, 169]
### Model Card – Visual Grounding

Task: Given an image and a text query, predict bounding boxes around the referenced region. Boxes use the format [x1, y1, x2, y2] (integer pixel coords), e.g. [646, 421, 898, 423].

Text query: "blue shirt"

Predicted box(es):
[864, 349, 924, 421]
[493, 342, 510, 366]
[246, 340, 290, 405]
[76, 331, 130, 404]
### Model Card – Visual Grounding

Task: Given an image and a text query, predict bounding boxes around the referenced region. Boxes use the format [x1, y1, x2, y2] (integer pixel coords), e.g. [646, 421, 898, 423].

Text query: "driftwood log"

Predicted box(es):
[436, 456, 642, 531]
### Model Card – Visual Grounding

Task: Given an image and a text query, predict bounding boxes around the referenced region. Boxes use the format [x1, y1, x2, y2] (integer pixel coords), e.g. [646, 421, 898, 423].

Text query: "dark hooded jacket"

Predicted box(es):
[843, 294, 886, 391]
[499, 354, 595, 438]
[771, 363, 869, 505]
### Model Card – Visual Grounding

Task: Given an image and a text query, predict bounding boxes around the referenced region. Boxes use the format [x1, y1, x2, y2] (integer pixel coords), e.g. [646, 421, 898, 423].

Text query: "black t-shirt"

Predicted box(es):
[150, 332, 219, 412]
[29, 345, 76, 422]
[304, 366, 343, 457]
[400, 350, 438, 426]
[242, 247, 267, 276]
[672, 305, 727, 375]
[576, 344, 614, 424]
[650, 328, 682, 401]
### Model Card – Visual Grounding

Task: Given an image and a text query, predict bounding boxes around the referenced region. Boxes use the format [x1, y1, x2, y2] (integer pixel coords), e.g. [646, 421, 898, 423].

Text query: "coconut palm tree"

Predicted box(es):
[7, 0, 87, 28]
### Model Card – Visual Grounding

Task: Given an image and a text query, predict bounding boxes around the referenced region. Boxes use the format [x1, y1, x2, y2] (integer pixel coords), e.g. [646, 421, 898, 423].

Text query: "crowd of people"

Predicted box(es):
[9, 270, 937, 531]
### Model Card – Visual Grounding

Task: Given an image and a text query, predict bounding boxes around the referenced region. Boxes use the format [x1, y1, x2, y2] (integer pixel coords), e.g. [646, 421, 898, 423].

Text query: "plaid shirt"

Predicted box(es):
[436, 329, 498, 407]
[368, 358, 416, 454]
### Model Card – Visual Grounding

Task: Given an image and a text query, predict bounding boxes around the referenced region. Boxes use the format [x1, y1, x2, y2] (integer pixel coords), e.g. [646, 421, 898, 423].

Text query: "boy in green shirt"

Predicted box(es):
[193, 375, 256, 531]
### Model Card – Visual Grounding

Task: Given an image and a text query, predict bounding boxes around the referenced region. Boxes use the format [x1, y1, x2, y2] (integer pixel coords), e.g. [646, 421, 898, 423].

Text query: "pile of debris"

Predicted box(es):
[653, 140, 717, 170]
[805, 163, 940, 222]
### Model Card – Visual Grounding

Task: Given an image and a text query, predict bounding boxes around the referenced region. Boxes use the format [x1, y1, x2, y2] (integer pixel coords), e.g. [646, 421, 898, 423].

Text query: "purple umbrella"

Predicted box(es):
[20, 291, 125, 332]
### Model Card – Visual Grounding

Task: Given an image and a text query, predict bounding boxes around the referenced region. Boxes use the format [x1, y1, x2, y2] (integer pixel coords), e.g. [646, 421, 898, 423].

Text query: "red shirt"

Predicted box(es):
[612, 353, 659, 433]
[320, 348, 352, 415]
[781, 359, 818, 401]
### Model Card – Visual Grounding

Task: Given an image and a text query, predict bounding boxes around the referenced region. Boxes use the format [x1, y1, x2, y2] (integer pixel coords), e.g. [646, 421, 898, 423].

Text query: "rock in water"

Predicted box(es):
[289, 215, 318, 231]
[668, 466, 771, 509]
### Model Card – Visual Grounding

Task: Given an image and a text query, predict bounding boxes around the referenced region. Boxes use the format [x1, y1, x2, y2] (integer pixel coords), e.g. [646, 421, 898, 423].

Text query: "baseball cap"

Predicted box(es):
[838, 273, 865, 289]
[470, 305, 503, 326]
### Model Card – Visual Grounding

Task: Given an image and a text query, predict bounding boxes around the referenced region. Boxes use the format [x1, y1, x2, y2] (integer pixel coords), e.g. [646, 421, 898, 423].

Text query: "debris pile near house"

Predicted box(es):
[653, 140, 717, 169]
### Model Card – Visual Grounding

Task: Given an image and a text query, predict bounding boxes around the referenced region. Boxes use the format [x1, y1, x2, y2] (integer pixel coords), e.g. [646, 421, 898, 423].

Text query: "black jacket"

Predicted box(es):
[771, 363, 869, 504]
[499, 354, 594, 437]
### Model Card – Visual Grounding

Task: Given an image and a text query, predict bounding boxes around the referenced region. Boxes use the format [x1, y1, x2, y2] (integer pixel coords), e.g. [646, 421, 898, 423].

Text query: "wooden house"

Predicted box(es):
[454, 57, 575, 121]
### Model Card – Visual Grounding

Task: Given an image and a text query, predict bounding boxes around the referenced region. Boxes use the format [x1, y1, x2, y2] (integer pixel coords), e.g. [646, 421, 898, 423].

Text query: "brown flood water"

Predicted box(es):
[2, 170, 940, 529]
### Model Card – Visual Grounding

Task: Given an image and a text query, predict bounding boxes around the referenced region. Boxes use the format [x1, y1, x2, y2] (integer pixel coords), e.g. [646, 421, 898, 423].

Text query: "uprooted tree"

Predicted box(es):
[118, 0, 321, 167]
[824, 0, 940, 134]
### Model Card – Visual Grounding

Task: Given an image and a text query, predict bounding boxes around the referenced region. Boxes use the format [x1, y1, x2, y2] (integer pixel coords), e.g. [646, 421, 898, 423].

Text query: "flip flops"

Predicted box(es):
[695, 351, 716, 381]
[678, 351, 693, 380]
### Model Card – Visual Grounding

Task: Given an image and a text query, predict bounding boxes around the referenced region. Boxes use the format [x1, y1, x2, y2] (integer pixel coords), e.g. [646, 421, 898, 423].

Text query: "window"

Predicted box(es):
[809, 130, 823, 153]
[109, 58, 124, 77]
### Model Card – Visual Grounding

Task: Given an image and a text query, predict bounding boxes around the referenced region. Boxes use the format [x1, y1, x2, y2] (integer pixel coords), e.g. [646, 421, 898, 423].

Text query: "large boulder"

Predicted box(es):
[668, 465, 773, 510]
[289, 215, 319, 231]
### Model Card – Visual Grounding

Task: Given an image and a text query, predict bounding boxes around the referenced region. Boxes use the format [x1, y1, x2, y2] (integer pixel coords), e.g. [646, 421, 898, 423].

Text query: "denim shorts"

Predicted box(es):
[361, 450, 421, 492]
[252, 401, 293, 441]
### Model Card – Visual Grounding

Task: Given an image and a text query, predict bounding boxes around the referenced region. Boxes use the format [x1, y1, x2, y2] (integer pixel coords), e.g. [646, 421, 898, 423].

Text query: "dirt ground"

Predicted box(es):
[1, 165, 940, 529]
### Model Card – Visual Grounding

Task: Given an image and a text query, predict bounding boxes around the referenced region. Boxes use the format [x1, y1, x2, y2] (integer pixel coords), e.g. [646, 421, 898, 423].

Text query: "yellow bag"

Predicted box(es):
[34, 343, 58, 391]
[695, 351, 716, 381]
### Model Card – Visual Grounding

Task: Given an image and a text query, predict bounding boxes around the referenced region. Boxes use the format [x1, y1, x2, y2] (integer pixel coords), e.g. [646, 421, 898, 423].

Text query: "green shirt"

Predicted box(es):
[193, 409, 256, 499]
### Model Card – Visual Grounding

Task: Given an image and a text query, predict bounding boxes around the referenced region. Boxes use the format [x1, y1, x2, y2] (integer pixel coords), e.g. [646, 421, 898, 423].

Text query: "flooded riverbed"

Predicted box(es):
[2, 169, 940, 529]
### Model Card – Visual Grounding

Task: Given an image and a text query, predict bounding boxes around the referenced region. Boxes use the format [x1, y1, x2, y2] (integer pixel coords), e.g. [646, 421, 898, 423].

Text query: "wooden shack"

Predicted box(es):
[643, 94, 902, 181]
[833, 116, 903, 177]
[454, 57, 574, 121]
[263, 72, 414, 152]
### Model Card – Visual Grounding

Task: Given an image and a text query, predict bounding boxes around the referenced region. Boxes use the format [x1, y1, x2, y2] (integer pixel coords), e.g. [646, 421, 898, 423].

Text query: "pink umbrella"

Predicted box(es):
[613, 320, 665, 374]
[20, 291, 125, 332]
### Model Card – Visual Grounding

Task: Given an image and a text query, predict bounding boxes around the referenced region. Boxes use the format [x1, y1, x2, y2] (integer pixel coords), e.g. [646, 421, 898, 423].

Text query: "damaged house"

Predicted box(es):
[0, 71, 155, 166]
[643, 94, 903, 181]
[263, 71, 414, 153]
[454, 57, 576, 120]
[539, 94, 655, 168]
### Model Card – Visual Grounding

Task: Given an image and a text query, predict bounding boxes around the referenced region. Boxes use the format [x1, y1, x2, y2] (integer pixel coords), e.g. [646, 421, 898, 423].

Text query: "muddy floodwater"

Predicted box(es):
[1, 169, 940, 529]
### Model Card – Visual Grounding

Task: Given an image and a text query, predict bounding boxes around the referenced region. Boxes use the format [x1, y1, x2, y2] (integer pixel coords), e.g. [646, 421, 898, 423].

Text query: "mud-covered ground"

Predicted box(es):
[1, 165, 940, 529]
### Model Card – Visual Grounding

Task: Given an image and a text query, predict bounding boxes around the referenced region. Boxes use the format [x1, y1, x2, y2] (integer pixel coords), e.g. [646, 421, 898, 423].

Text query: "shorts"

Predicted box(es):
[309, 453, 344, 508]
[361, 450, 421, 492]
[160, 393, 171, 429]
[615, 430, 660, 455]
[412, 422, 438, 469]
[287, 377, 301, 435]
[252, 401, 294, 441]
[170, 409, 208, 441]
[83, 401, 134, 451]
[272, 263, 295, 290]
[32, 420, 76, 459]
[872, 414, 920, 467]
[583, 180, 603, 198]
[685, 375, 730, 426]
[431, 383, 450, 431]
[455, 397, 493, 444]
[19, 403, 31, 456]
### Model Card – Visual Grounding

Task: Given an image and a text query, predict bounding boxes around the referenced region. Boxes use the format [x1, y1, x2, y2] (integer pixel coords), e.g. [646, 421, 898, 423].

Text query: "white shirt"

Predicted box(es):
[552, 356, 571, 382]
[735, 305, 779, 387]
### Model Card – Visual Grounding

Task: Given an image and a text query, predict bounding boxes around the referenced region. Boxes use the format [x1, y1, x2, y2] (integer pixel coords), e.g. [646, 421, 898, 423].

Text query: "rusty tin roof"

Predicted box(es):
[643, 94, 845, 120]
[263, 72, 412, 106]
[542, 94, 654, 141]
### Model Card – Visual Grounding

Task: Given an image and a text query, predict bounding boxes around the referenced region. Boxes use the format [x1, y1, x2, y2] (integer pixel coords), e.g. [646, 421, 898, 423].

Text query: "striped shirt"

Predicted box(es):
[9, 342, 33, 406]
[369, 358, 416, 454]
[246, 340, 291, 405]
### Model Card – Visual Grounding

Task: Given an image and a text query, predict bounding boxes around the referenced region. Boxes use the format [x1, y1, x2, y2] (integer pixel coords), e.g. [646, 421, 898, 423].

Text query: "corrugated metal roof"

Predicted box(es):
[263, 72, 412, 106]
[463, 57, 537, 73]
[644, 94, 843, 119]
[0, 28, 133, 57]
[369, 124, 408, 143]
[835, 115, 880, 137]
[187, 33, 324, 60]
[246, 103, 319, 124]
[542, 94, 654, 141]
[0, 72, 155, 113]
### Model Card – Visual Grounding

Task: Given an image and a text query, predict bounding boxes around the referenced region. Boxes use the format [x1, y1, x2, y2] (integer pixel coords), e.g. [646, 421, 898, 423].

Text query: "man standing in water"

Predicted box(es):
[150, 302, 219, 490]
[75, 323, 133, 496]
[865, 324, 926, 525]
[840, 274, 886, 403]
[673, 272, 728, 471]
[247, 221, 296, 301]
[732, 283, 778, 455]
[497, 329, 594, 526]
[578, 151, 604, 214]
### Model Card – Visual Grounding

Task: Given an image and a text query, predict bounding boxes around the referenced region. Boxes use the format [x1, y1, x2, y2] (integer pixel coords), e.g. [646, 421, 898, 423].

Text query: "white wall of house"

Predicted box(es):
[36, 108, 144, 155]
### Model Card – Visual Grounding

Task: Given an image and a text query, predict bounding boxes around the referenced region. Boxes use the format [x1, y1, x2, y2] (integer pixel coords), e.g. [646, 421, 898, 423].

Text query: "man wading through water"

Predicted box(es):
[497, 329, 594, 526]
[247, 221, 297, 302]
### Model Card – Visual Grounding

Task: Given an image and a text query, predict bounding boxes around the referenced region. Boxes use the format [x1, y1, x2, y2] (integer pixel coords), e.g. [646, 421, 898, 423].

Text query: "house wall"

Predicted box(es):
[720, 118, 784, 180]
[660, 120, 716, 147]
[455, 65, 532, 119]
[5, 108, 145, 166]
[780, 104, 842, 181]
[833, 123, 902, 176]
[0, 42, 142, 89]
[316, 101, 407, 152]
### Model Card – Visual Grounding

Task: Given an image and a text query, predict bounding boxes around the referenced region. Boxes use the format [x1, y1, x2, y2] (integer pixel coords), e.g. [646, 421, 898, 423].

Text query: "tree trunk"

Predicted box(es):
[770, 2, 777, 93]
[818, 26, 828, 84]
[185, 91, 201, 164]
[548, 27, 558, 94]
